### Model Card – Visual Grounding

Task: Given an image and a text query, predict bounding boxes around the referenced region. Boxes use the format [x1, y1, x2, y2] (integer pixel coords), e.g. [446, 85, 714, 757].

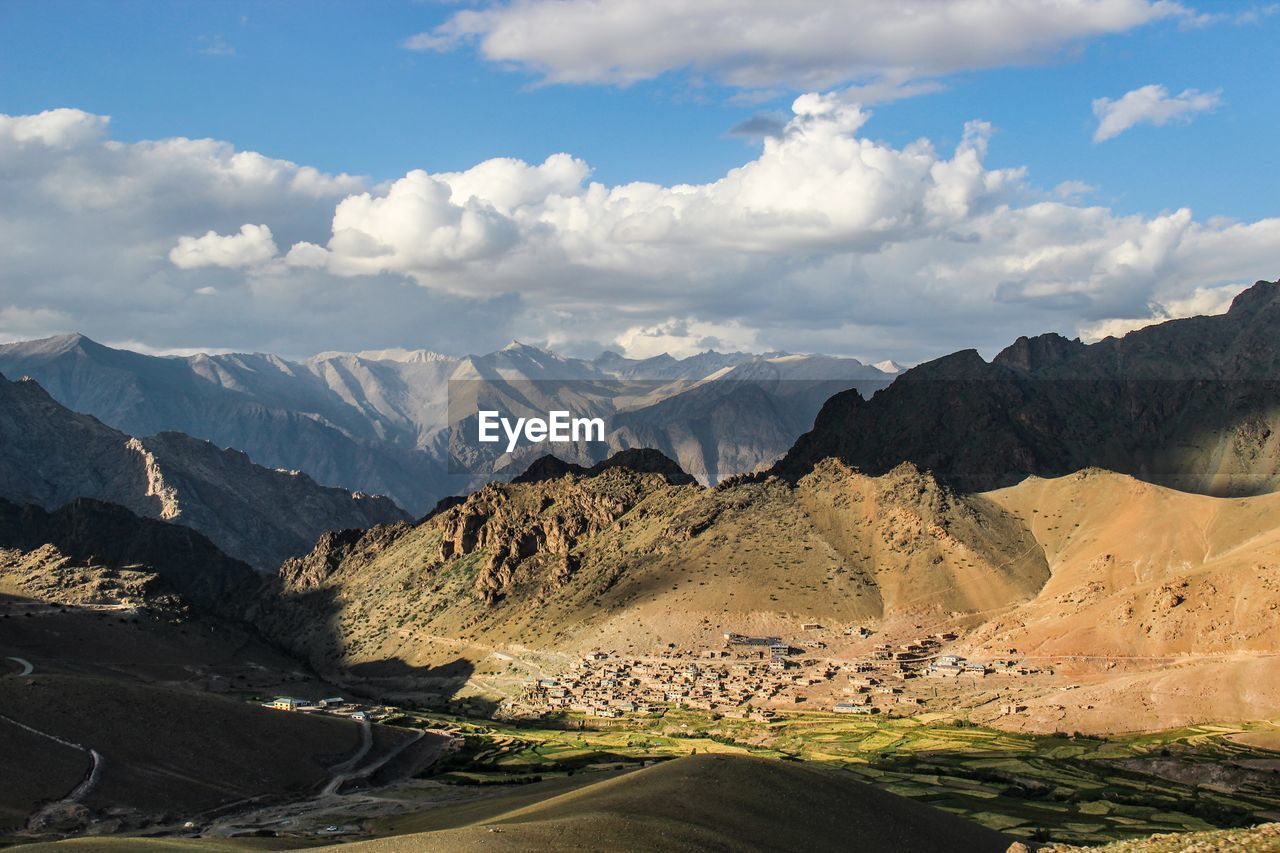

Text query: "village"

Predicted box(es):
[262, 695, 399, 723]
[512, 625, 1052, 721]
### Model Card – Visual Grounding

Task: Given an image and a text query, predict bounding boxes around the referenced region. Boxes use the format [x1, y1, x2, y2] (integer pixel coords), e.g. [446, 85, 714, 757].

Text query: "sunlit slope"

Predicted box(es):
[262, 460, 1048, 673]
[968, 469, 1280, 733]
[973, 469, 1280, 657]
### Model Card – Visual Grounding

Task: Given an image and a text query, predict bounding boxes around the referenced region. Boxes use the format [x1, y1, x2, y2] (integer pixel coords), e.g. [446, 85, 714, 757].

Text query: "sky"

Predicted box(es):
[0, 0, 1277, 364]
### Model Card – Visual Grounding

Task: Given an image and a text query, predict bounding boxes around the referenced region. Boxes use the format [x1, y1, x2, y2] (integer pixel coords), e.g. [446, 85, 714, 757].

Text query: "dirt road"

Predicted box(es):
[4, 656, 34, 676]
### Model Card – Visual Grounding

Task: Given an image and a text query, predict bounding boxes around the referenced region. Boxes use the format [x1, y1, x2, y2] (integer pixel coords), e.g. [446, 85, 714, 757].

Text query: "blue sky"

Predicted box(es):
[4, 1, 1273, 217]
[0, 1, 1277, 361]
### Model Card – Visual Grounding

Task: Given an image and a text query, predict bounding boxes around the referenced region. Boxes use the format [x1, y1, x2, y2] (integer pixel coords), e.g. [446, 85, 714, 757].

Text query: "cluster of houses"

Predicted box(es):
[522, 637, 845, 720]
[263, 695, 393, 722]
[515, 626, 1045, 720]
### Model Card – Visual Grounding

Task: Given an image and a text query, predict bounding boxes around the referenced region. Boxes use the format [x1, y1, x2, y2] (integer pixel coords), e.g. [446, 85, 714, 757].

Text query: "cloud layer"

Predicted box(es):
[408, 0, 1188, 98]
[0, 103, 1275, 364]
[1092, 84, 1221, 141]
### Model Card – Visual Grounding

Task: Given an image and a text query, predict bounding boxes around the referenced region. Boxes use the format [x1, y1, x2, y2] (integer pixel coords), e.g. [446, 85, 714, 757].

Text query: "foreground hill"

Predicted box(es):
[0, 373, 407, 571]
[776, 279, 1280, 497]
[0, 674, 377, 835]
[0, 335, 889, 512]
[336, 754, 1012, 853]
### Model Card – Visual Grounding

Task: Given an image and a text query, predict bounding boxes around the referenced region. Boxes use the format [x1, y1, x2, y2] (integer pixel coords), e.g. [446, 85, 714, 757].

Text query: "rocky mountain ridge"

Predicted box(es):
[774, 279, 1280, 496]
[256, 450, 1049, 677]
[0, 335, 891, 512]
[255, 439, 1280, 733]
[0, 372, 407, 570]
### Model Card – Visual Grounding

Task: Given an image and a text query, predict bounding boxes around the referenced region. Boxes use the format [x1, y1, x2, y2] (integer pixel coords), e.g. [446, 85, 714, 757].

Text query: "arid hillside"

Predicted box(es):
[961, 469, 1280, 734]
[256, 449, 1280, 734]
[973, 468, 1280, 659]
[259, 457, 1049, 680]
[0, 498, 260, 613]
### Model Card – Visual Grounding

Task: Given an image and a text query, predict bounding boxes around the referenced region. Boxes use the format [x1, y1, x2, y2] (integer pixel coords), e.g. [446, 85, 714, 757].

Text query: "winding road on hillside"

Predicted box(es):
[0, 711, 103, 828]
[323, 720, 429, 796]
[5, 656, 34, 676]
[322, 718, 373, 795]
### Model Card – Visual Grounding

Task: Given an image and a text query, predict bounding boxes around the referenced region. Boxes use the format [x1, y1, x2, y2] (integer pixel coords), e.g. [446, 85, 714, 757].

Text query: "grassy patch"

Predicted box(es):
[393, 710, 1280, 846]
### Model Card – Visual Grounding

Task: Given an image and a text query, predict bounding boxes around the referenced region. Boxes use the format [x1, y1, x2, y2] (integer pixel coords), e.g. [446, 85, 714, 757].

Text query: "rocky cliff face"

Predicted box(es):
[774, 279, 1280, 496]
[0, 373, 408, 571]
[436, 464, 659, 603]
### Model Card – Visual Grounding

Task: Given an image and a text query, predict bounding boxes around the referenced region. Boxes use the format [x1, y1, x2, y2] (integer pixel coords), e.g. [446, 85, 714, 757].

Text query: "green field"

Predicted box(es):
[390, 710, 1280, 846]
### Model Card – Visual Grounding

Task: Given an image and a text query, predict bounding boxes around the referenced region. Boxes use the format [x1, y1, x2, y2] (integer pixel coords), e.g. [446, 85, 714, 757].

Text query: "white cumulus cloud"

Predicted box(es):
[1, 102, 1277, 365]
[615, 319, 764, 360]
[409, 0, 1189, 98]
[170, 224, 279, 269]
[1092, 84, 1221, 141]
[307, 95, 1024, 293]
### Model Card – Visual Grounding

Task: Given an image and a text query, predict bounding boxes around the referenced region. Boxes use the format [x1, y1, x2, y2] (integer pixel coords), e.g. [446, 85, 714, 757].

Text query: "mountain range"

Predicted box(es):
[0, 335, 891, 515]
[4, 281, 1280, 847]
[0, 372, 407, 571]
[251, 280, 1280, 734]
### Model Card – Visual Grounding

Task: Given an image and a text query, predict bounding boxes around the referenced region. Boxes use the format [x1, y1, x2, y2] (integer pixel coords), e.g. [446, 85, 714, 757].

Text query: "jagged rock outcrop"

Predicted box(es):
[512, 448, 697, 485]
[278, 523, 412, 592]
[774, 279, 1280, 496]
[439, 458, 670, 602]
[0, 372, 409, 570]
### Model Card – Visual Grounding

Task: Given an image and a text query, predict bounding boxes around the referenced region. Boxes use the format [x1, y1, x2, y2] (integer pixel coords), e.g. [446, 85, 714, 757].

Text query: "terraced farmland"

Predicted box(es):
[394, 710, 1280, 846]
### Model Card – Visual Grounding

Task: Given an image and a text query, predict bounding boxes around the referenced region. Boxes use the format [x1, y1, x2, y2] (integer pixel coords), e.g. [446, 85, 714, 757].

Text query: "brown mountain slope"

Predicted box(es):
[334, 753, 1013, 853]
[959, 469, 1280, 734]
[259, 452, 1280, 734]
[0, 498, 259, 613]
[0, 372, 408, 570]
[970, 469, 1280, 658]
[260, 456, 1048, 682]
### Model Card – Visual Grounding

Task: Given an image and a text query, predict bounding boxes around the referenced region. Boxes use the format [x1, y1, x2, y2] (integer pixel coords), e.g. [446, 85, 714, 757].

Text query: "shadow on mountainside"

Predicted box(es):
[250, 569, 485, 713]
[345, 656, 491, 714]
[0, 497, 261, 613]
[0, 495, 478, 711]
[774, 280, 1280, 498]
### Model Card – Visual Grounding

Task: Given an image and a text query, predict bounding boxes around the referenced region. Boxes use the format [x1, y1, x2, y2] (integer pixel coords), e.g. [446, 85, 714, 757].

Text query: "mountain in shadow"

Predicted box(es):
[0, 371, 408, 570]
[773, 279, 1280, 496]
